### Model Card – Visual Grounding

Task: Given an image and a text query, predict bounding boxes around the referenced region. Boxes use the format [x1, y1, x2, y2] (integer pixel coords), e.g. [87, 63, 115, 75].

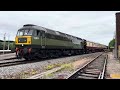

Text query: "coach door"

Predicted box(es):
[41, 31, 45, 48]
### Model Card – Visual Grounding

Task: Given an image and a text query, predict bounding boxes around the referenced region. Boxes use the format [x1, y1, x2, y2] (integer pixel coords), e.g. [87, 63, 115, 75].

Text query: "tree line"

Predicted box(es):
[0, 40, 15, 52]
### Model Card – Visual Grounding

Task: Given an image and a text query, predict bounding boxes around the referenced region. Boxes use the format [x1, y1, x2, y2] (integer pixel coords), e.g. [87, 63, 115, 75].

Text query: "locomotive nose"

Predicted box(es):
[15, 36, 31, 45]
[18, 38, 27, 43]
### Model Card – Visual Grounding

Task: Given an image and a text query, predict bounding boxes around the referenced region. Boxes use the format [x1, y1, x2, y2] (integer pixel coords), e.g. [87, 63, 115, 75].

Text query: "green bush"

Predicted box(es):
[109, 39, 115, 48]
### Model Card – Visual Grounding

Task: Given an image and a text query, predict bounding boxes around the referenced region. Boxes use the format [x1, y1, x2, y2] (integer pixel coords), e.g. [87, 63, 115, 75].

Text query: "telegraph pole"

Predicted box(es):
[7, 34, 10, 50]
[3, 33, 6, 54]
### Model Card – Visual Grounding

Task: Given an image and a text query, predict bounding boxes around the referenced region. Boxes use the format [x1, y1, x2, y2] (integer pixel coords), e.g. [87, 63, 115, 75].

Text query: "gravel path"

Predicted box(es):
[106, 52, 120, 79]
[0, 52, 102, 79]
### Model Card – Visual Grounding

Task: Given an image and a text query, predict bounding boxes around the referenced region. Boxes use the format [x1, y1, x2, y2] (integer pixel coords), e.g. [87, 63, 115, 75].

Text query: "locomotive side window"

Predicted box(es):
[33, 30, 40, 36]
[36, 30, 40, 36]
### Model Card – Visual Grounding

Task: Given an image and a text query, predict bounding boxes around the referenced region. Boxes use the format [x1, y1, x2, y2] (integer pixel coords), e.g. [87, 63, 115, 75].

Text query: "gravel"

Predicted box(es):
[0, 52, 102, 79]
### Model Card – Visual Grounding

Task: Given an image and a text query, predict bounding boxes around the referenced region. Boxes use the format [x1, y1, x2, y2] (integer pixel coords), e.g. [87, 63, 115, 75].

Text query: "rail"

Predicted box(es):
[98, 54, 107, 79]
[66, 53, 106, 79]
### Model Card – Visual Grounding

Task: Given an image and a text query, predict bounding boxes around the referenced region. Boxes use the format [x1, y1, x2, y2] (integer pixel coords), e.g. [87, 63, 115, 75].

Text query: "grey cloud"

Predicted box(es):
[0, 11, 119, 45]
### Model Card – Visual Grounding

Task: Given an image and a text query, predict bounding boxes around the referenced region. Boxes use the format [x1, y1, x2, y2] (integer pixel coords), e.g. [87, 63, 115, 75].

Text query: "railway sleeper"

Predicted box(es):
[85, 68, 100, 71]
[80, 73, 99, 78]
[79, 69, 100, 75]
[77, 76, 97, 79]
[84, 71, 100, 75]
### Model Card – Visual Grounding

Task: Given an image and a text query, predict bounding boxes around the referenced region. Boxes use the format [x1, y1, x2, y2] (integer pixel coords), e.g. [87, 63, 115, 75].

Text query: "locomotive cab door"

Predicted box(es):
[41, 31, 45, 49]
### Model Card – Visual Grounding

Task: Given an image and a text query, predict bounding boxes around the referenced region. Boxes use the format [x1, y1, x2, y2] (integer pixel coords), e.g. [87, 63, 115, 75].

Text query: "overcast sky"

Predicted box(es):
[0, 11, 119, 45]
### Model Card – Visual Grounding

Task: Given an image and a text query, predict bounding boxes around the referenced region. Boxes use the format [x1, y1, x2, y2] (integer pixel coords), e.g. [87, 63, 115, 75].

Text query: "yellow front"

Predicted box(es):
[15, 36, 31, 45]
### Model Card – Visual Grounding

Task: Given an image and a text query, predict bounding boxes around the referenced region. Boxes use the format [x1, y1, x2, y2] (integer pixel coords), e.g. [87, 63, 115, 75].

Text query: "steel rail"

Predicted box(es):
[66, 53, 103, 79]
[98, 54, 107, 79]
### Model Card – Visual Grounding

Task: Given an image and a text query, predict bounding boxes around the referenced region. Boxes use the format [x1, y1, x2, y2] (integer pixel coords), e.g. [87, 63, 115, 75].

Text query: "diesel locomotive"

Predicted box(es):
[15, 24, 107, 60]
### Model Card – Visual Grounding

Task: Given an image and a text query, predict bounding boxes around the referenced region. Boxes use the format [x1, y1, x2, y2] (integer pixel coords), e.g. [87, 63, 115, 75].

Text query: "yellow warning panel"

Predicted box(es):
[110, 74, 120, 79]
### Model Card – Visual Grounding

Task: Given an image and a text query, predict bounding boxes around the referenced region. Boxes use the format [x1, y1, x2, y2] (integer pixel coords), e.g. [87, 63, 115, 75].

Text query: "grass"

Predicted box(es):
[57, 63, 74, 72]
[44, 62, 73, 70]
[44, 63, 62, 70]
[43, 63, 74, 79]
[43, 73, 54, 79]
[19, 69, 38, 79]
[5, 62, 75, 79]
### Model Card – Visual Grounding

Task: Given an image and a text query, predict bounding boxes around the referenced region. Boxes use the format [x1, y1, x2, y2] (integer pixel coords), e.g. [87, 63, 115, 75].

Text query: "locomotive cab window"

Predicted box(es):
[24, 30, 33, 35]
[17, 29, 33, 36]
[17, 30, 24, 36]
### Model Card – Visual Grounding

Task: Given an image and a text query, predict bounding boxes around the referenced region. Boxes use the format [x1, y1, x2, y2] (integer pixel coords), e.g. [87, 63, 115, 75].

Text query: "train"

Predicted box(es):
[15, 24, 107, 60]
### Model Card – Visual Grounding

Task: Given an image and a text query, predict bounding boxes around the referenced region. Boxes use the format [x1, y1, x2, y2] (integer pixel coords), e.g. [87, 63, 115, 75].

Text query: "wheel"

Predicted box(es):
[16, 51, 22, 59]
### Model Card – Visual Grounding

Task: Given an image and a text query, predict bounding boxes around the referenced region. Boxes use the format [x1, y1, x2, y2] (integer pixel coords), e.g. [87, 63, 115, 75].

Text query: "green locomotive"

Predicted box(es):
[15, 24, 86, 60]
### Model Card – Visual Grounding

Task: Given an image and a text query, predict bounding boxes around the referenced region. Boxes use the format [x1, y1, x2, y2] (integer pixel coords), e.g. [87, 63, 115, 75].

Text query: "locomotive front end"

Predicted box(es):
[15, 28, 33, 59]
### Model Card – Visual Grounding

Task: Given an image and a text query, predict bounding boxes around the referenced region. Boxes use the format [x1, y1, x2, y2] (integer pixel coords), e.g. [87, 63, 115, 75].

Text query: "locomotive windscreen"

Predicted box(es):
[17, 29, 33, 36]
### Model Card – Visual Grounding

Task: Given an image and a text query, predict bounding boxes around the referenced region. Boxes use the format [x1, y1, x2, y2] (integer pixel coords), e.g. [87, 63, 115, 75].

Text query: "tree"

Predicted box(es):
[9, 42, 15, 52]
[109, 39, 115, 48]
[0, 42, 3, 50]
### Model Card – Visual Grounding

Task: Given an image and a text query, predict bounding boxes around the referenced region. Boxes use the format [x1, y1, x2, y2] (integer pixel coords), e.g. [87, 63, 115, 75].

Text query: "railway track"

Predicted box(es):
[0, 52, 102, 67]
[27, 52, 104, 79]
[0, 51, 15, 55]
[66, 53, 107, 79]
[0, 57, 45, 67]
[0, 55, 73, 67]
[0, 59, 47, 67]
[0, 53, 16, 61]
[0, 52, 105, 72]
[0, 59, 26, 67]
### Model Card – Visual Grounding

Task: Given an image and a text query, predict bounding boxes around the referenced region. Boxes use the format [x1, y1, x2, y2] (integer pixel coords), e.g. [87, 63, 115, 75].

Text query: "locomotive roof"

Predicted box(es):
[22, 24, 71, 38]
[22, 24, 84, 40]
[22, 24, 107, 47]
[22, 24, 58, 35]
